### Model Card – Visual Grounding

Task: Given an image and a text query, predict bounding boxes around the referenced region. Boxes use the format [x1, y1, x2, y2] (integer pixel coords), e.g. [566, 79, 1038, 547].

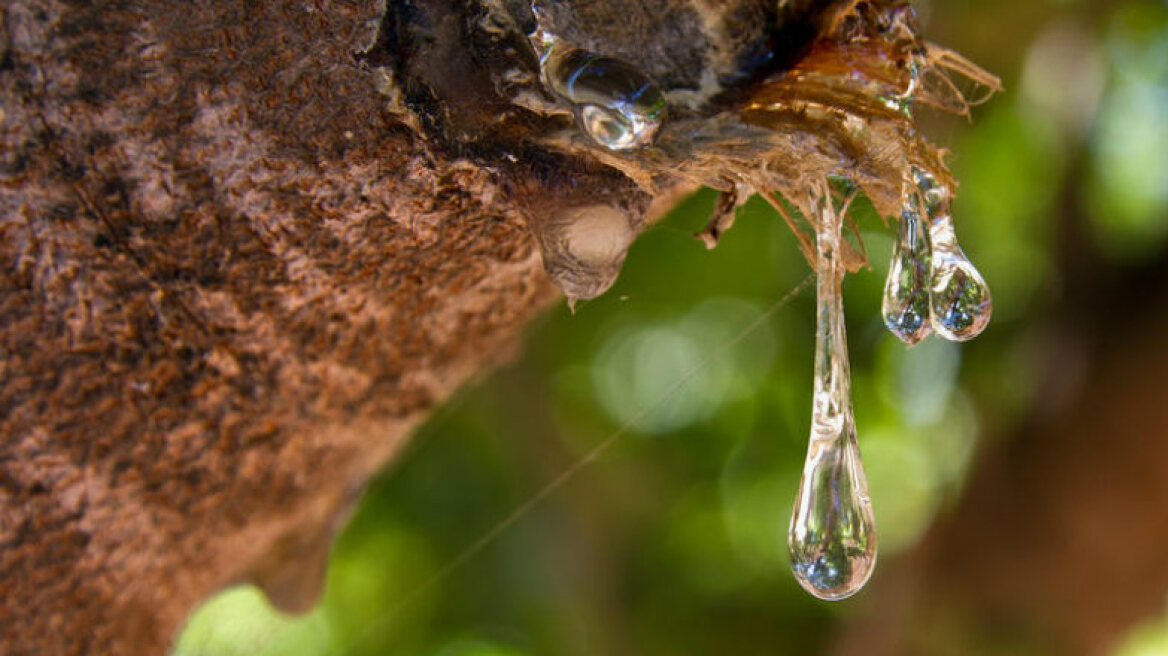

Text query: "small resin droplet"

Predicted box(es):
[788, 190, 877, 601]
[543, 49, 666, 151]
[913, 169, 992, 341]
[531, 203, 638, 305]
[882, 196, 933, 345]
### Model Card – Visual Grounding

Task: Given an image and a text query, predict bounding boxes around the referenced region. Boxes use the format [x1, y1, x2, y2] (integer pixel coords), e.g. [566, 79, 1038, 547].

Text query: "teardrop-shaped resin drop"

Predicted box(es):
[928, 216, 992, 341]
[789, 416, 877, 600]
[543, 49, 666, 150]
[882, 201, 932, 345]
[913, 169, 993, 341]
[788, 191, 878, 601]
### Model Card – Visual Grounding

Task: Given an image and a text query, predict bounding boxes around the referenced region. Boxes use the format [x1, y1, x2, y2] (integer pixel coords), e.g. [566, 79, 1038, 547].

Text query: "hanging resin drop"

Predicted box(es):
[788, 190, 878, 601]
[913, 169, 993, 341]
[882, 191, 933, 345]
[529, 203, 640, 307]
[542, 48, 666, 151]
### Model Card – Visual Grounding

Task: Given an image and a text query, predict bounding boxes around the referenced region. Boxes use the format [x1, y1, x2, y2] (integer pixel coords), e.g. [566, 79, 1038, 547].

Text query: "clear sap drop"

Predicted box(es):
[788, 191, 877, 601]
[882, 200, 932, 345]
[543, 49, 666, 151]
[913, 169, 993, 341]
[789, 418, 877, 600]
[928, 218, 993, 341]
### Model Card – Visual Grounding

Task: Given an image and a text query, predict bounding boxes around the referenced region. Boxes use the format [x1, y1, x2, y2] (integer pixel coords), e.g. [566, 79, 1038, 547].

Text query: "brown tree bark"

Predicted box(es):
[1, 2, 564, 653]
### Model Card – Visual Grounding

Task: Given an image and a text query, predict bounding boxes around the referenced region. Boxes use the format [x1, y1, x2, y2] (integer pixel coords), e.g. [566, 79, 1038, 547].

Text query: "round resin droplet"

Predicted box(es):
[882, 204, 932, 345]
[544, 49, 666, 150]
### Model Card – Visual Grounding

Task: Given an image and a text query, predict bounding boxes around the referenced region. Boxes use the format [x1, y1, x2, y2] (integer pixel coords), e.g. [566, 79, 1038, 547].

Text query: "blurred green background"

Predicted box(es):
[174, 0, 1168, 654]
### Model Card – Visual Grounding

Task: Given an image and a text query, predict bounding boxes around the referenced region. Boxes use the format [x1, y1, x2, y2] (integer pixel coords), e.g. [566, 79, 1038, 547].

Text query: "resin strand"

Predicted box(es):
[788, 188, 878, 601]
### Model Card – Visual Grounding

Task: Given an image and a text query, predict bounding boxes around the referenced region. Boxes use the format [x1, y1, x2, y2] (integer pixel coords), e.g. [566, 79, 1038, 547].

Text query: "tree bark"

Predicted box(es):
[1, 2, 562, 653]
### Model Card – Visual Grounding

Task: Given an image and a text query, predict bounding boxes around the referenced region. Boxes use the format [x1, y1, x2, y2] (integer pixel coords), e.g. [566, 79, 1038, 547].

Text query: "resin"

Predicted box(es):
[788, 190, 878, 601]
[882, 190, 933, 345]
[542, 48, 666, 151]
[914, 169, 993, 341]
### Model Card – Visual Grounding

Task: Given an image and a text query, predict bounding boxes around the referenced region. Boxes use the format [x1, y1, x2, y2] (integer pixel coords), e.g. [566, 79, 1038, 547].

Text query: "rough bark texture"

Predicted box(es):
[1, 2, 560, 654]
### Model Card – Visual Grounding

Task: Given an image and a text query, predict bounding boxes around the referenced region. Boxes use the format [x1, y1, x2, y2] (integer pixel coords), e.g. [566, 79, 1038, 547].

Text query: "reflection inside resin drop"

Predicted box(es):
[542, 49, 666, 151]
[788, 190, 877, 601]
[913, 169, 993, 342]
[882, 195, 933, 345]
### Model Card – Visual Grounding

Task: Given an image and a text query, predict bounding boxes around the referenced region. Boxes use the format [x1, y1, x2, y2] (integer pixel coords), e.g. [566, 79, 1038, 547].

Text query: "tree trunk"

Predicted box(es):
[1, 2, 563, 653]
